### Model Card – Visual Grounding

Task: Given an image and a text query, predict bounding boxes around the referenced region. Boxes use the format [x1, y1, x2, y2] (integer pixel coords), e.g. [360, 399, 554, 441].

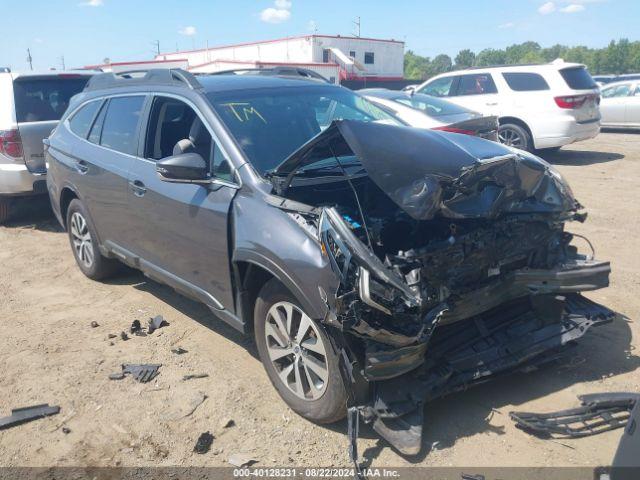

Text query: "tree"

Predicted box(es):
[455, 49, 475, 69]
[475, 48, 507, 67]
[430, 54, 453, 75]
[404, 50, 431, 80]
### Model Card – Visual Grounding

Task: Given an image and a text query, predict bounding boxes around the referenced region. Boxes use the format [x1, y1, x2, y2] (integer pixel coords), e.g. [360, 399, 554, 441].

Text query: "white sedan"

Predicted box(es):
[600, 80, 640, 129]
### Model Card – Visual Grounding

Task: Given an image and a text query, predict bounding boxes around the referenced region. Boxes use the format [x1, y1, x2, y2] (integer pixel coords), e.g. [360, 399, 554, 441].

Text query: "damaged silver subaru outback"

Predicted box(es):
[47, 70, 613, 455]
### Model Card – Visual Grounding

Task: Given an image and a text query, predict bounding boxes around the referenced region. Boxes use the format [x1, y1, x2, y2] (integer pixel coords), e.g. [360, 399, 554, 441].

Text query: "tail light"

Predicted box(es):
[554, 94, 597, 109]
[433, 126, 477, 136]
[0, 129, 23, 159]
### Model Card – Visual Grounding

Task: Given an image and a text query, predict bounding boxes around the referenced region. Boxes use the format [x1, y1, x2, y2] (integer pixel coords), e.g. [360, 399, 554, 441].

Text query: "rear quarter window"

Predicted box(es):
[559, 67, 597, 90]
[68, 100, 102, 138]
[502, 72, 550, 91]
[13, 76, 90, 123]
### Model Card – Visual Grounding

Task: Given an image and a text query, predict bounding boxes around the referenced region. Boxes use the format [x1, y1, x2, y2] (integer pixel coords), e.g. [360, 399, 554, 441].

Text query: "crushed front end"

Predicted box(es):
[268, 120, 615, 455]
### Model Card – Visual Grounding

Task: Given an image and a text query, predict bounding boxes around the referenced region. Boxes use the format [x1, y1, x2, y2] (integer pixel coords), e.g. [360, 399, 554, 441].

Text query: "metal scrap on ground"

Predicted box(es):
[0, 404, 61, 430]
[108, 364, 162, 383]
[182, 373, 209, 381]
[147, 315, 169, 334]
[193, 431, 214, 454]
[510, 392, 640, 438]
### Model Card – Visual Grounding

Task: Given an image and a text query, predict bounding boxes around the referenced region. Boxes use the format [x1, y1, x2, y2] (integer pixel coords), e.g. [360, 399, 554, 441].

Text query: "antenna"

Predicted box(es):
[152, 40, 160, 56]
[59, 55, 66, 71]
[352, 16, 361, 37]
[26, 48, 33, 71]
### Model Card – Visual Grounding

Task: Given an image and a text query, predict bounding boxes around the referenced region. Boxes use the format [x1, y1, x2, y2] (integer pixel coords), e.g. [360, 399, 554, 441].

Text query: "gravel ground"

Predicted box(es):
[0, 132, 638, 469]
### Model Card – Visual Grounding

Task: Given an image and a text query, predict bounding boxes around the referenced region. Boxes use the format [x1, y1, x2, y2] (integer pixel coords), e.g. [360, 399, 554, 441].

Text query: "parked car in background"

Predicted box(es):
[593, 75, 617, 87]
[594, 73, 640, 87]
[412, 61, 601, 152]
[0, 69, 93, 222]
[46, 69, 613, 455]
[599, 80, 640, 128]
[360, 88, 498, 141]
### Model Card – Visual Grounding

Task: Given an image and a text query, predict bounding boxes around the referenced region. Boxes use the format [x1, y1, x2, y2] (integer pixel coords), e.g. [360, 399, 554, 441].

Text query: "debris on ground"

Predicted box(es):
[221, 418, 235, 429]
[120, 331, 129, 341]
[147, 315, 169, 334]
[0, 404, 61, 430]
[162, 391, 207, 421]
[228, 453, 257, 467]
[193, 431, 215, 454]
[108, 333, 117, 339]
[130, 319, 143, 335]
[62, 427, 71, 434]
[182, 373, 209, 381]
[90, 321, 99, 328]
[108, 364, 161, 383]
[510, 392, 640, 438]
[171, 347, 188, 355]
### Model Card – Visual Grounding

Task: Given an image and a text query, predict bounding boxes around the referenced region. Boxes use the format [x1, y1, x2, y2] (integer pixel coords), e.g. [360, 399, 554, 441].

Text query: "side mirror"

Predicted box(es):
[156, 153, 211, 184]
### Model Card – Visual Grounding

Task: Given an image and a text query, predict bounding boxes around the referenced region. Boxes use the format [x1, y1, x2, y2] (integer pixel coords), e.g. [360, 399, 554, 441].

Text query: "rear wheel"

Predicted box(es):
[498, 123, 532, 152]
[254, 279, 347, 424]
[0, 199, 10, 224]
[66, 199, 120, 280]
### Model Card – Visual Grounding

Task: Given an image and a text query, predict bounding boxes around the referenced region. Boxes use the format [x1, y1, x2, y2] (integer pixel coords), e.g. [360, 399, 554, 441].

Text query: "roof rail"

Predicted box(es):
[83, 68, 202, 92]
[206, 67, 330, 83]
[0, 67, 11, 73]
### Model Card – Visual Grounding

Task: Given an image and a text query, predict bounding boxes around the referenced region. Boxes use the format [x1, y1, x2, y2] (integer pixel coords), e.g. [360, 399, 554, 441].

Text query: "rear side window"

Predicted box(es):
[559, 67, 597, 90]
[13, 76, 90, 123]
[502, 72, 550, 91]
[100, 96, 145, 155]
[68, 100, 101, 138]
[457, 74, 498, 96]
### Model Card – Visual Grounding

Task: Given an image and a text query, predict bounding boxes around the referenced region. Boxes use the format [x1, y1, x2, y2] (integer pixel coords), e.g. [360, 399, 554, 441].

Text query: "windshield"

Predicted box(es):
[392, 93, 474, 117]
[207, 86, 399, 175]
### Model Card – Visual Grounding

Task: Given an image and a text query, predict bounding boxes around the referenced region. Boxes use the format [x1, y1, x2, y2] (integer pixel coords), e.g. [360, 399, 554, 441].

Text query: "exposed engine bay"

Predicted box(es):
[267, 120, 614, 455]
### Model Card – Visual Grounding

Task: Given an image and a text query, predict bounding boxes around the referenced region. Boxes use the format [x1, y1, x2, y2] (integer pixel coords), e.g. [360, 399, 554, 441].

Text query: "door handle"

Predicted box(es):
[129, 180, 147, 197]
[75, 160, 89, 174]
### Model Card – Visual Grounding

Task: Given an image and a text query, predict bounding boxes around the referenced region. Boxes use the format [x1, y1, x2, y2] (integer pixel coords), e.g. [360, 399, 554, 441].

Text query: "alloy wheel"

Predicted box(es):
[264, 301, 329, 400]
[498, 127, 525, 148]
[70, 212, 95, 269]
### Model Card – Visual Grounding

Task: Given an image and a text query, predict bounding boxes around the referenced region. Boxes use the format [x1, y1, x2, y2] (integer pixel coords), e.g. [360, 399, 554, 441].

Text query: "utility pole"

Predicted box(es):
[152, 40, 160, 56]
[352, 16, 361, 38]
[60, 55, 65, 71]
[26, 48, 33, 71]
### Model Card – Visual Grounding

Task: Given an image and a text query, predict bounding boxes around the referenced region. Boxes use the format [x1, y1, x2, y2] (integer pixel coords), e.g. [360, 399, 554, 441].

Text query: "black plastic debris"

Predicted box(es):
[120, 331, 129, 341]
[510, 393, 640, 439]
[0, 404, 60, 430]
[193, 431, 214, 454]
[183, 374, 209, 381]
[461, 475, 485, 480]
[62, 427, 71, 434]
[171, 347, 188, 355]
[130, 319, 142, 335]
[108, 333, 117, 339]
[90, 321, 99, 328]
[109, 364, 161, 383]
[147, 315, 169, 334]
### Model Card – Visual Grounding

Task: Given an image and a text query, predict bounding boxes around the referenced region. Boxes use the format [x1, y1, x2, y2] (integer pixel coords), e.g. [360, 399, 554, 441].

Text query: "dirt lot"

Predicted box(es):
[1, 132, 639, 469]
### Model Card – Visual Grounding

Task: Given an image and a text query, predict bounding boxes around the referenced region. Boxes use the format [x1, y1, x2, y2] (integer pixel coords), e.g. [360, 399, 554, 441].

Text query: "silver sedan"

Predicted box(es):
[600, 80, 640, 128]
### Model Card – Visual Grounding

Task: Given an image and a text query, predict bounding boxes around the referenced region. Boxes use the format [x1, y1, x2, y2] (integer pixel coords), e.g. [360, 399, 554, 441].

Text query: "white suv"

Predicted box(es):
[413, 60, 601, 152]
[0, 69, 93, 222]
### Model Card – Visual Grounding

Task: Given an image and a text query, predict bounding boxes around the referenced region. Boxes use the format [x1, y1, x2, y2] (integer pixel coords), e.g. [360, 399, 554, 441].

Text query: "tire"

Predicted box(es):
[536, 146, 562, 155]
[0, 199, 10, 224]
[66, 199, 120, 280]
[254, 279, 347, 424]
[498, 123, 533, 152]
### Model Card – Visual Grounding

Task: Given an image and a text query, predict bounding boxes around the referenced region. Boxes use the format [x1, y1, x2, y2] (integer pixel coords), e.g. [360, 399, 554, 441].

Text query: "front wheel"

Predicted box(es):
[66, 199, 120, 280]
[0, 199, 10, 224]
[498, 123, 532, 152]
[254, 279, 347, 424]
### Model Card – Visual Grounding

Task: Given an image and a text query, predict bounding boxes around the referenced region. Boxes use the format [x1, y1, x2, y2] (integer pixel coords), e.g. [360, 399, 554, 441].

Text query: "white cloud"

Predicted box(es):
[260, 0, 292, 24]
[79, 0, 103, 6]
[498, 22, 515, 29]
[178, 26, 197, 36]
[538, 2, 556, 14]
[560, 3, 586, 12]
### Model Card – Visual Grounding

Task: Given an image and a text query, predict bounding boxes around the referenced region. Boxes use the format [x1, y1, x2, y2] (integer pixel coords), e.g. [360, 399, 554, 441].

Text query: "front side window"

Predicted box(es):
[68, 100, 102, 138]
[457, 74, 498, 96]
[502, 72, 550, 92]
[394, 93, 473, 117]
[144, 96, 234, 182]
[364, 52, 375, 64]
[207, 86, 399, 175]
[602, 84, 631, 98]
[100, 96, 145, 155]
[13, 76, 90, 123]
[634, 85, 640, 96]
[419, 76, 455, 97]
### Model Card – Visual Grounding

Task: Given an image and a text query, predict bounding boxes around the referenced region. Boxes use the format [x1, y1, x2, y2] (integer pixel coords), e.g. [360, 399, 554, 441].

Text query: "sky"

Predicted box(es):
[2, 0, 638, 71]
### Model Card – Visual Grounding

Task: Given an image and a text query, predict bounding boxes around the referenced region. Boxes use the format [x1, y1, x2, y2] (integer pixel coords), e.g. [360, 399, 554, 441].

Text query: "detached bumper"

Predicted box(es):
[360, 293, 615, 455]
[0, 162, 46, 196]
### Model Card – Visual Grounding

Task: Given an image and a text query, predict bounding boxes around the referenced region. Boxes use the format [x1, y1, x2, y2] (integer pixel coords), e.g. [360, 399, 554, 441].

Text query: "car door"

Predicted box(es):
[126, 94, 238, 311]
[626, 83, 640, 126]
[447, 73, 501, 115]
[70, 94, 146, 249]
[600, 83, 632, 125]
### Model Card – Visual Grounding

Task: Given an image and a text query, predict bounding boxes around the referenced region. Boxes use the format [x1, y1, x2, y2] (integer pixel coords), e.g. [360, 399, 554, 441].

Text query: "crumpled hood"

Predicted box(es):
[272, 120, 578, 220]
